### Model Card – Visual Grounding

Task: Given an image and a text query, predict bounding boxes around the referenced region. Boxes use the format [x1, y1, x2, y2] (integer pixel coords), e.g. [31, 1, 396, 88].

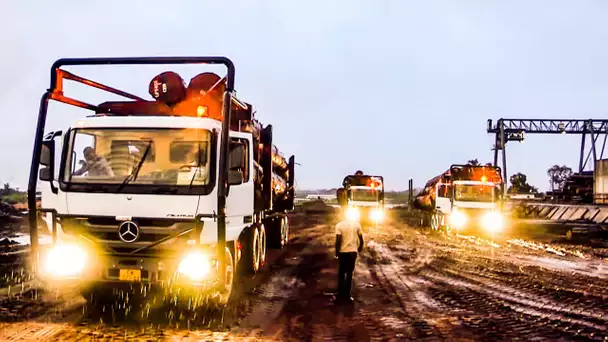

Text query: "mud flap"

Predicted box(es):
[266, 216, 285, 249]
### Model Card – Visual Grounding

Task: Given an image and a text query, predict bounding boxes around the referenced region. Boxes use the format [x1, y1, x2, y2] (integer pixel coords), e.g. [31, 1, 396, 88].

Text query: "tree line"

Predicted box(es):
[0, 183, 27, 204]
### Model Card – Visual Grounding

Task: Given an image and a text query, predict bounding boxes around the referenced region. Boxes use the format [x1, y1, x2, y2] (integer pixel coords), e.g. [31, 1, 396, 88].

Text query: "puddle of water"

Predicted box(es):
[515, 255, 608, 279]
[507, 238, 590, 259]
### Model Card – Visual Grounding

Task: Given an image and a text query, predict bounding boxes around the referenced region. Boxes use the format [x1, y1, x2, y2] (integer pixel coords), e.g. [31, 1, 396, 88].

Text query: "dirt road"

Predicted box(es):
[1, 211, 607, 341]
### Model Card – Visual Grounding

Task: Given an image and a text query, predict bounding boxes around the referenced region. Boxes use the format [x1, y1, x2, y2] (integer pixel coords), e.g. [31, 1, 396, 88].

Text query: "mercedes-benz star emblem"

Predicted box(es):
[118, 221, 140, 243]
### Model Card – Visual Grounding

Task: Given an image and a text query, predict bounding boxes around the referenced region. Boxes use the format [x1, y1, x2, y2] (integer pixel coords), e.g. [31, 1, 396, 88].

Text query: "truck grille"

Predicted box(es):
[87, 231, 172, 243]
[86, 217, 175, 227]
[60, 216, 198, 254]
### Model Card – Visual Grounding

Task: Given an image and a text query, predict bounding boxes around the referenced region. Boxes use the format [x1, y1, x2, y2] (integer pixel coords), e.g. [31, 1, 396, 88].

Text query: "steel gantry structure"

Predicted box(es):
[487, 119, 608, 193]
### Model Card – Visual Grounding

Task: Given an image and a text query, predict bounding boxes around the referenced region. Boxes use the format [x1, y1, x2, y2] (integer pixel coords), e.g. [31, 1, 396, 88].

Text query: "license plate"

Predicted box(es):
[119, 269, 141, 282]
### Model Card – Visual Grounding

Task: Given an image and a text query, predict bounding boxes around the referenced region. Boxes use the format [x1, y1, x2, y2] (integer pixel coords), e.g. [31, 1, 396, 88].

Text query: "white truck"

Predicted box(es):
[337, 172, 385, 225]
[27, 57, 295, 307]
[413, 164, 506, 235]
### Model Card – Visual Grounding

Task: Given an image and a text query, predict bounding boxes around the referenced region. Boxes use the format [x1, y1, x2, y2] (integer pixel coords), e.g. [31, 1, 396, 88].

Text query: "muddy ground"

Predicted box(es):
[0, 209, 608, 341]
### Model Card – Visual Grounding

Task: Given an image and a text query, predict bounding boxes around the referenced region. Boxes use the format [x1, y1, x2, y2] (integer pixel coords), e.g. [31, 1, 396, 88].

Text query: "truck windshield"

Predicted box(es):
[453, 184, 496, 202]
[350, 188, 379, 202]
[63, 128, 212, 187]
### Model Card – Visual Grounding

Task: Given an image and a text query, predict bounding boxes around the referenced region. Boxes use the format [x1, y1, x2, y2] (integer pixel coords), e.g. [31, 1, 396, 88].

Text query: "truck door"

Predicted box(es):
[435, 183, 452, 214]
[226, 136, 254, 234]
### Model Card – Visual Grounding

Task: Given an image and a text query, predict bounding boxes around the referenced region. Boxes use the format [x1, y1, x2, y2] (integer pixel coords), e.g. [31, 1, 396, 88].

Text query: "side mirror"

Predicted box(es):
[39, 167, 53, 182]
[40, 140, 54, 167]
[228, 170, 244, 186]
[336, 188, 346, 206]
[39, 140, 55, 182]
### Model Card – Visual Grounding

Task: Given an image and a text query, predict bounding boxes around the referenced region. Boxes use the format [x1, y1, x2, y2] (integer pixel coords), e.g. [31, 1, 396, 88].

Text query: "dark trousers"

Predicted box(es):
[337, 252, 357, 298]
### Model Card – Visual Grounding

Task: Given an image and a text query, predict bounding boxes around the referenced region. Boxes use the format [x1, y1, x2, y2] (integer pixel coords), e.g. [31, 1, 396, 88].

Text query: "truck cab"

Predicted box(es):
[337, 174, 385, 225]
[432, 165, 506, 234]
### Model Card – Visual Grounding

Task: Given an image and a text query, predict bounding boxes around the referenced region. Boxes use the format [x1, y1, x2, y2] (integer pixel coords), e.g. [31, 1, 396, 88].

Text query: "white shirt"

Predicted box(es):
[87, 157, 114, 177]
[335, 220, 363, 253]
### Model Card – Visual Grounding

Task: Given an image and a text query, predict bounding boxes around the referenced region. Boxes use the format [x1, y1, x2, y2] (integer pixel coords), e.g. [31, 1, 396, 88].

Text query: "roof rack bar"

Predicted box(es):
[232, 96, 248, 110]
[50, 56, 235, 91]
[60, 70, 145, 101]
[50, 92, 98, 111]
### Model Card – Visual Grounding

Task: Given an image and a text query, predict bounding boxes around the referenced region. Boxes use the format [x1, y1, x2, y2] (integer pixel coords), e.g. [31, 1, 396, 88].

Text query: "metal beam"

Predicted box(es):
[488, 118, 608, 199]
[488, 119, 608, 134]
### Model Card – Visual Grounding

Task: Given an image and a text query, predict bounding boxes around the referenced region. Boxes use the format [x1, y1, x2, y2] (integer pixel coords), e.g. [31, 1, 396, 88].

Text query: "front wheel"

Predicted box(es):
[215, 247, 235, 306]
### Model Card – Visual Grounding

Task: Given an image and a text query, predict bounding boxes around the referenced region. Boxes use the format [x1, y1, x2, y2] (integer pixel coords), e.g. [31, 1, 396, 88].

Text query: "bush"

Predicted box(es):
[1, 192, 27, 205]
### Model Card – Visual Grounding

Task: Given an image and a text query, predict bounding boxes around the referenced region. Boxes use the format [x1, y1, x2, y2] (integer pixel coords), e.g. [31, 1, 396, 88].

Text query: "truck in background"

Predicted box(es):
[28, 57, 295, 308]
[413, 164, 506, 235]
[337, 171, 385, 225]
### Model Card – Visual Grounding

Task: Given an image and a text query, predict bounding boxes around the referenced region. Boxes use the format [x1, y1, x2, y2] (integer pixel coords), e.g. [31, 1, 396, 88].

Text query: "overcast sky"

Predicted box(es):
[1, 0, 608, 191]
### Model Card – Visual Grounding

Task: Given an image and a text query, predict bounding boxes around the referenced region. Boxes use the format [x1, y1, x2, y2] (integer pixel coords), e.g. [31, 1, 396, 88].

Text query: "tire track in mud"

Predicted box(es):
[421, 271, 607, 340]
[366, 222, 608, 340]
[422, 269, 608, 330]
[425, 231, 608, 304]
[411, 241, 608, 339]
[432, 254, 608, 316]
[235, 237, 313, 334]
[361, 240, 454, 340]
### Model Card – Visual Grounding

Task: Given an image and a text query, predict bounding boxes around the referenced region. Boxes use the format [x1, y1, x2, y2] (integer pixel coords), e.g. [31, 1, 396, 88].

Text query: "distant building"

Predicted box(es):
[305, 194, 336, 200]
[294, 194, 336, 203]
[508, 194, 540, 200]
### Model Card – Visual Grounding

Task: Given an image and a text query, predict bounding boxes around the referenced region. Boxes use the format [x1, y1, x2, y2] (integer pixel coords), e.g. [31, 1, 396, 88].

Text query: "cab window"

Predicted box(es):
[230, 138, 249, 182]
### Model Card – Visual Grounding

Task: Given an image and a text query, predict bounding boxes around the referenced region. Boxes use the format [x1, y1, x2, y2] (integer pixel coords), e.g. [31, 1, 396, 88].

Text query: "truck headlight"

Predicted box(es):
[449, 210, 467, 229]
[345, 207, 360, 221]
[177, 251, 211, 281]
[44, 244, 87, 277]
[481, 212, 504, 233]
[370, 209, 384, 222]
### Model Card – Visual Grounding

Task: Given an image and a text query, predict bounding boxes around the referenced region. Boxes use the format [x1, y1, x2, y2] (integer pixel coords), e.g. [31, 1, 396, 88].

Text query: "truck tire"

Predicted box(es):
[240, 226, 260, 274]
[215, 247, 235, 306]
[420, 212, 430, 227]
[430, 213, 439, 231]
[259, 224, 267, 269]
[281, 216, 290, 247]
[439, 214, 448, 233]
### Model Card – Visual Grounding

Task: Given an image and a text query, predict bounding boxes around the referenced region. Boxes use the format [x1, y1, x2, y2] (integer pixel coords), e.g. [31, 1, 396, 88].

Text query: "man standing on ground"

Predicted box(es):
[335, 215, 364, 302]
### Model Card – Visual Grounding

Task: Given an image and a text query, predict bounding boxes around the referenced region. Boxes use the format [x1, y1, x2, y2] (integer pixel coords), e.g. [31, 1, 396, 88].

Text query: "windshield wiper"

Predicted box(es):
[117, 142, 152, 192]
[188, 143, 203, 192]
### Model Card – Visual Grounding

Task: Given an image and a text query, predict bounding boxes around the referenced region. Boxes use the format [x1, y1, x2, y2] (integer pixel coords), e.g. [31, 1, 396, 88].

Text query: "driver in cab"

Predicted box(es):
[73, 146, 114, 177]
